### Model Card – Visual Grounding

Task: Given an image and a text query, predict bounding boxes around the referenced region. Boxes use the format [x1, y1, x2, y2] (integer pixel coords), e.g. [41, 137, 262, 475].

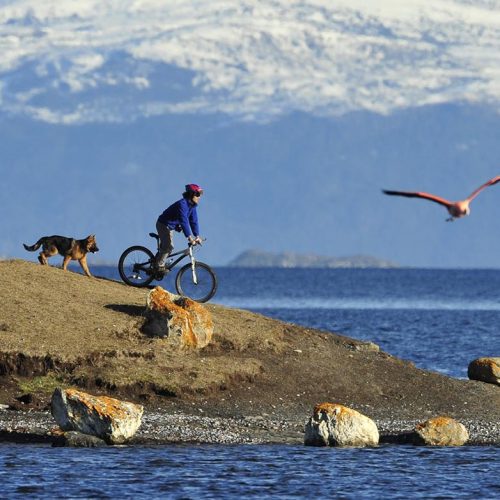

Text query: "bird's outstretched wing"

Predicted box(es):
[466, 175, 500, 201]
[382, 190, 451, 208]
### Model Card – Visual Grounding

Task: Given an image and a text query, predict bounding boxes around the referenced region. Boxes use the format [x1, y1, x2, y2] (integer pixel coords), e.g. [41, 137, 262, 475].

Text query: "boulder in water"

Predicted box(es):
[304, 402, 379, 447]
[412, 416, 469, 446]
[51, 388, 143, 444]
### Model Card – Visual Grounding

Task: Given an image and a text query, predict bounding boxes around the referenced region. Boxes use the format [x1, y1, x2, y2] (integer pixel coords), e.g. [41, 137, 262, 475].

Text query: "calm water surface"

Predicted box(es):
[5, 267, 499, 498]
[1, 443, 499, 499]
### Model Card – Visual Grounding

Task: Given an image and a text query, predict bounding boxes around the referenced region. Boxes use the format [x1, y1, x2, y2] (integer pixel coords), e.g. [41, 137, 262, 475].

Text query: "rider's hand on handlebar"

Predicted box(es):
[188, 235, 203, 246]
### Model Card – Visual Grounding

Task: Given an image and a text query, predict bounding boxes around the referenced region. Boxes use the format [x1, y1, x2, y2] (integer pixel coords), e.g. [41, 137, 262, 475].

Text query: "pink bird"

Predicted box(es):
[383, 175, 500, 221]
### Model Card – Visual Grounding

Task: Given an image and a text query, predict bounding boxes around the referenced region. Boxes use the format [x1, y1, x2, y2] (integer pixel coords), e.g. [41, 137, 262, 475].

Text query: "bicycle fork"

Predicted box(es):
[189, 246, 198, 285]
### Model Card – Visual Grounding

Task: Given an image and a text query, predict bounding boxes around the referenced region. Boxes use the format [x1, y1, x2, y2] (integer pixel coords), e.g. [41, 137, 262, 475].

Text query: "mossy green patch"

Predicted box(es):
[17, 373, 66, 395]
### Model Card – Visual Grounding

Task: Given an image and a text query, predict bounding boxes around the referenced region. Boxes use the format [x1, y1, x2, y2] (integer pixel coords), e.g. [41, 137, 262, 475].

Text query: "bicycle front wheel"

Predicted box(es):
[175, 261, 217, 302]
[118, 245, 156, 287]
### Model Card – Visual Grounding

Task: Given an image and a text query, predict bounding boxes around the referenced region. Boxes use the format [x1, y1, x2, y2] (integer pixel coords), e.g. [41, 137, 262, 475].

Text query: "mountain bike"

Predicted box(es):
[118, 233, 217, 303]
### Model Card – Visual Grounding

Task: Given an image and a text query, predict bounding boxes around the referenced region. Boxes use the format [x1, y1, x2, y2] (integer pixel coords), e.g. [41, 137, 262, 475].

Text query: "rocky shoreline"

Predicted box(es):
[1, 407, 499, 447]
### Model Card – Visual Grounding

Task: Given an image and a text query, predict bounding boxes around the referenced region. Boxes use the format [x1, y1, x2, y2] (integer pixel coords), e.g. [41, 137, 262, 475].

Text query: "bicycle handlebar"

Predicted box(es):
[188, 237, 207, 247]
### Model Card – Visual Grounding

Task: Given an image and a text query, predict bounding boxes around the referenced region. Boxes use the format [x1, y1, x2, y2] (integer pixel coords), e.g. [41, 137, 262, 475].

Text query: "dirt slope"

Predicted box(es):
[0, 259, 498, 426]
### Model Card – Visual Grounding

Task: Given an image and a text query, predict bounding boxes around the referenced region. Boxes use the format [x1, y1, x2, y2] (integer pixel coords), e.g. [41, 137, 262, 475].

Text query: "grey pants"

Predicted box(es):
[155, 220, 174, 265]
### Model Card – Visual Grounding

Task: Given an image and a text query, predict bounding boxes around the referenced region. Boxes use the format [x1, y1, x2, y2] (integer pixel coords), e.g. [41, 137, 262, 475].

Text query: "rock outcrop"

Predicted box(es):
[51, 388, 143, 444]
[52, 431, 108, 448]
[228, 249, 397, 268]
[304, 402, 379, 447]
[468, 357, 500, 386]
[412, 416, 469, 446]
[143, 286, 213, 348]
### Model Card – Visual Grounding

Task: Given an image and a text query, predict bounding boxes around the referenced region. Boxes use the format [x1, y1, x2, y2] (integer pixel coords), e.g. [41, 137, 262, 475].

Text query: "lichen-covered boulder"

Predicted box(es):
[304, 402, 379, 447]
[143, 286, 213, 348]
[468, 357, 500, 386]
[413, 416, 469, 446]
[51, 388, 143, 444]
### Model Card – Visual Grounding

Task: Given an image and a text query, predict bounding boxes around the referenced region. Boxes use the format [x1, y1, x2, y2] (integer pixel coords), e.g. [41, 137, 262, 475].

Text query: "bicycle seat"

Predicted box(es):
[149, 232, 160, 240]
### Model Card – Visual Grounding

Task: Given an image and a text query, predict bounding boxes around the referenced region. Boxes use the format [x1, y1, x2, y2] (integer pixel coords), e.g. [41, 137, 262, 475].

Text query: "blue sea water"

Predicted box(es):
[2, 266, 499, 498]
[0, 443, 498, 498]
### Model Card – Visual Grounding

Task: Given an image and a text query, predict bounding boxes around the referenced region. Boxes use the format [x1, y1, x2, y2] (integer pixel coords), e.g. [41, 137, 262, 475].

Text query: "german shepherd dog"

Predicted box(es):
[23, 235, 99, 277]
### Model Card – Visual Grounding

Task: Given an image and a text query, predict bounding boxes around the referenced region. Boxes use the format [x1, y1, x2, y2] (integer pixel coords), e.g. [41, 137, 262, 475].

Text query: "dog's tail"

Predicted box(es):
[23, 238, 45, 252]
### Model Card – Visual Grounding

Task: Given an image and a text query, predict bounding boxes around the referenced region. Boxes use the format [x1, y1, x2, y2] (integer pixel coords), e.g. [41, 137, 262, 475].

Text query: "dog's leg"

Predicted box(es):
[41, 245, 59, 267]
[79, 256, 93, 277]
[62, 255, 72, 271]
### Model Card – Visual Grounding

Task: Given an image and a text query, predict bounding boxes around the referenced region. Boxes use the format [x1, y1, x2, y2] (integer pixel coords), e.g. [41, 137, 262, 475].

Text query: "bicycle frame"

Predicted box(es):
[154, 239, 198, 284]
[162, 247, 190, 271]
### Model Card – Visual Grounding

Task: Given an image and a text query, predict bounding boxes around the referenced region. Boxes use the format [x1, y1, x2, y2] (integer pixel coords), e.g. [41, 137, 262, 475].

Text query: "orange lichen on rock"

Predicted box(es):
[51, 387, 144, 444]
[178, 296, 214, 347]
[416, 416, 453, 430]
[314, 402, 338, 414]
[65, 388, 137, 420]
[313, 402, 358, 420]
[468, 357, 500, 386]
[306, 402, 379, 447]
[414, 415, 469, 446]
[145, 286, 213, 348]
[147, 287, 177, 312]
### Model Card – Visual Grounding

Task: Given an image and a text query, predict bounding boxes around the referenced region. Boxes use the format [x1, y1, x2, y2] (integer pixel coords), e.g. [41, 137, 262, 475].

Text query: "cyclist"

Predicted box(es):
[155, 184, 204, 269]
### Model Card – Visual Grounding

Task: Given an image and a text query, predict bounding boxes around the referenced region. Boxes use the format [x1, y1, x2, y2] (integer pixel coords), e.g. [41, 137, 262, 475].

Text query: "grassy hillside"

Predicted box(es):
[0, 259, 498, 426]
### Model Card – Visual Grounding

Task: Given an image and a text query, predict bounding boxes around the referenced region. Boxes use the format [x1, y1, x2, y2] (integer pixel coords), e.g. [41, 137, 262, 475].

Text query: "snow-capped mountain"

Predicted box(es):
[1, 0, 499, 124]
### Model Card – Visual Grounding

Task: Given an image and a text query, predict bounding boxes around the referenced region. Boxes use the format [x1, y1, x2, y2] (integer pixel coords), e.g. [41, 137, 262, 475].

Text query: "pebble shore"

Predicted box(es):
[0, 408, 499, 446]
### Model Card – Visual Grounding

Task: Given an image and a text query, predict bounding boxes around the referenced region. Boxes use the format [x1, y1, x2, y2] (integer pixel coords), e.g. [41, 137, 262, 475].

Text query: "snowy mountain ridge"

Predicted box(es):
[1, 0, 499, 124]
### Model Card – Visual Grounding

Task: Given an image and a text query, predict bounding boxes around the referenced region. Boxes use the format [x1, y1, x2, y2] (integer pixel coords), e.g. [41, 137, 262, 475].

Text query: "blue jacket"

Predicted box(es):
[157, 198, 200, 238]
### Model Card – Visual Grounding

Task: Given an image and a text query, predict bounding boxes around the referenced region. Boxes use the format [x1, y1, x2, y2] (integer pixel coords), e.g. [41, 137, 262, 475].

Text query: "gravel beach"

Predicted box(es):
[1, 406, 499, 446]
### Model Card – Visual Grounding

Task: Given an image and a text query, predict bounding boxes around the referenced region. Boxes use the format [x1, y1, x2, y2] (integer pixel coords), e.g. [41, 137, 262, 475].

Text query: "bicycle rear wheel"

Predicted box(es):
[118, 245, 156, 287]
[175, 261, 217, 302]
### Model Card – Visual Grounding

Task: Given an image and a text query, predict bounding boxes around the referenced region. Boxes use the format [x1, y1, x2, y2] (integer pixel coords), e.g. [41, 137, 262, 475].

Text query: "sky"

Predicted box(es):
[1, 0, 500, 267]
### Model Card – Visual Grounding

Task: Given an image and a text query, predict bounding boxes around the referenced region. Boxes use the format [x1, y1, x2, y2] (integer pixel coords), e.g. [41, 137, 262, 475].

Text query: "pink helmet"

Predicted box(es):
[185, 184, 203, 195]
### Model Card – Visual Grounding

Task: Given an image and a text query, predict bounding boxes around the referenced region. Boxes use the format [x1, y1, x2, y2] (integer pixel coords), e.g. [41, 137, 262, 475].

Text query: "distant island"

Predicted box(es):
[227, 249, 398, 268]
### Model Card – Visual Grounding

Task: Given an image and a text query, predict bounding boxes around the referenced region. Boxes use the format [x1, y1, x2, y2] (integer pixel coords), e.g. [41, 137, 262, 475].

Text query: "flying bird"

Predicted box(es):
[383, 175, 500, 221]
